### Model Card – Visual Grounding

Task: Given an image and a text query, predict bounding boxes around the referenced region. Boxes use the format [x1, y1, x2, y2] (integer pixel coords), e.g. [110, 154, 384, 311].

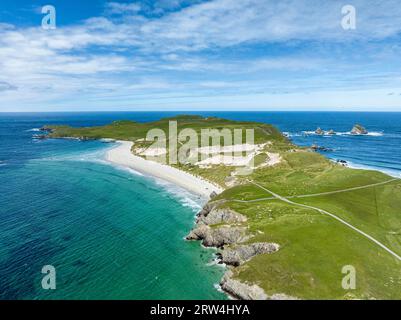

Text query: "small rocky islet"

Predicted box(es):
[313, 124, 368, 136]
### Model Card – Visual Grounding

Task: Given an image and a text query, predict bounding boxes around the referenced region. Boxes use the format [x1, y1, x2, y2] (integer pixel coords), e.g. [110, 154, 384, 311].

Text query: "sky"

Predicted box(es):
[1, 0, 401, 111]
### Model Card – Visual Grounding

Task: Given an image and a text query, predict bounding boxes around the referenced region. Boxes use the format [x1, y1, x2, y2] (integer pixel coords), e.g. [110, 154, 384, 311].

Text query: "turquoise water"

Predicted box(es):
[0, 115, 226, 299]
[1, 112, 400, 300]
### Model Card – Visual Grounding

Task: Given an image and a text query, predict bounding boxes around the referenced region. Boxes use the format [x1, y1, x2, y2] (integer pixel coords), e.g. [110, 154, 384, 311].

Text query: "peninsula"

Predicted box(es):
[46, 115, 401, 300]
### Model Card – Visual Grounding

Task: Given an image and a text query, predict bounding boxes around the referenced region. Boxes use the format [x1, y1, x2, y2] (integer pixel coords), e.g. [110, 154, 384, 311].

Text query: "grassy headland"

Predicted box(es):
[46, 115, 401, 299]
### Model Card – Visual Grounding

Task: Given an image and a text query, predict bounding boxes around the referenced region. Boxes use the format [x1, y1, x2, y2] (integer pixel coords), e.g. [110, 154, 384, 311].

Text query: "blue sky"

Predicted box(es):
[1, 0, 401, 111]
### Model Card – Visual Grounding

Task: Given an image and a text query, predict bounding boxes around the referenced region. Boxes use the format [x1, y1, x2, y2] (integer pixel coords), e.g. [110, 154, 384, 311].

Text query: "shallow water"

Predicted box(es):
[0, 114, 226, 299]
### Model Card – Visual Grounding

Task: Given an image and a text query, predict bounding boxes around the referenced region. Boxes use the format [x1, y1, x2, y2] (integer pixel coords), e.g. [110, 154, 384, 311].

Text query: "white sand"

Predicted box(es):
[196, 154, 255, 166]
[105, 141, 224, 198]
[265, 152, 281, 167]
[196, 144, 263, 154]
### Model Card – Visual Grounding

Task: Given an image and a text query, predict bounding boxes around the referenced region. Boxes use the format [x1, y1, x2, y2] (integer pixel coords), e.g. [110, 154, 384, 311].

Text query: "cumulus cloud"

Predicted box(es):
[1, 0, 401, 110]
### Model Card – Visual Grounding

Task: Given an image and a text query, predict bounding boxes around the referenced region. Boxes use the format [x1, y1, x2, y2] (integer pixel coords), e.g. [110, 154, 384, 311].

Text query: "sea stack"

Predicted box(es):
[351, 124, 368, 135]
[315, 127, 324, 135]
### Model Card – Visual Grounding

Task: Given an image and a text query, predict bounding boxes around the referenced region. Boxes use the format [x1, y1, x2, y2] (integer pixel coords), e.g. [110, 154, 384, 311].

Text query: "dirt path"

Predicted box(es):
[232, 178, 398, 203]
[249, 181, 401, 262]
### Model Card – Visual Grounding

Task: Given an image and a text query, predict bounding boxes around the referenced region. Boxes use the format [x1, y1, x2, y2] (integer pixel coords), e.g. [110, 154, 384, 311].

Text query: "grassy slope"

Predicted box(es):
[48, 115, 401, 299]
[225, 201, 401, 299]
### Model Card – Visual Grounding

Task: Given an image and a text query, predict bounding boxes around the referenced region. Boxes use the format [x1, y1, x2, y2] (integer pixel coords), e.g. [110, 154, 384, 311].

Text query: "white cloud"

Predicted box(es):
[105, 2, 141, 14]
[1, 0, 401, 111]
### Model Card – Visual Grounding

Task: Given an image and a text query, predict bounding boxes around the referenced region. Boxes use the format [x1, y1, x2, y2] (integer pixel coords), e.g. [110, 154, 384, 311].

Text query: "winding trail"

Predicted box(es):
[249, 180, 401, 262]
[233, 178, 398, 203]
[289, 178, 398, 199]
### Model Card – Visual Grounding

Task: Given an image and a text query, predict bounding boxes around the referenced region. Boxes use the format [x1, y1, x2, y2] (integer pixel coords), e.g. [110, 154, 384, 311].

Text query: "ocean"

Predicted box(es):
[0, 111, 400, 299]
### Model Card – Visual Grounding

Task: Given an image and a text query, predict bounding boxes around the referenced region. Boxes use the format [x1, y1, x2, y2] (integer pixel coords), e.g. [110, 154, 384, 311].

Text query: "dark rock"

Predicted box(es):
[210, 191, 218, 199]
[40, 126, 54, 133]
[311, 144, 332, 152]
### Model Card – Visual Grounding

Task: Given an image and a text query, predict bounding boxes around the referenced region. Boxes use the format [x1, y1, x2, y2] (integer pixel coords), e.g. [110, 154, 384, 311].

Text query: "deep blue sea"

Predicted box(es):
[0, 111, 400, 299]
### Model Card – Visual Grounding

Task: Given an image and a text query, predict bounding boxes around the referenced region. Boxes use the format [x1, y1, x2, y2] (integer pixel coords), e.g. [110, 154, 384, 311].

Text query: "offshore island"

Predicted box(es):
[43, 115, 401, 300]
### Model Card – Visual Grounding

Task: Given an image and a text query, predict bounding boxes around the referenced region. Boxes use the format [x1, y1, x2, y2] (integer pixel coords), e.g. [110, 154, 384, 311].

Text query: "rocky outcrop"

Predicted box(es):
[210, 191, 218, 199]
[220, 271, 298, 300]
[337, 159, 348, 167]
[327, 129, 336, 135]
[186, 225, 249, 248]
[197, 207, 247, 226]
[315, 127, 324, 135]
[188, 203, 249, 246]
[351, 124, 368, 135]
[40, 126, 54, 133]
[311, 144, 332, 152]
[218, 242, 279, 266]
[187, 200, 285, 300]
[220, 271, 268, 300]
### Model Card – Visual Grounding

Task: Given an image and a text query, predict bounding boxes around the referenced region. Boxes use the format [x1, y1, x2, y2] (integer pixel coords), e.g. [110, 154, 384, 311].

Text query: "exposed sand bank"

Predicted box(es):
[105, 141, 224, 198]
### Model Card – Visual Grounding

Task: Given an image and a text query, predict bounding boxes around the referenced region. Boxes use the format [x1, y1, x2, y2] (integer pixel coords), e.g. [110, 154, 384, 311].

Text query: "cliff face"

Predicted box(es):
[219, 242, 279, 267]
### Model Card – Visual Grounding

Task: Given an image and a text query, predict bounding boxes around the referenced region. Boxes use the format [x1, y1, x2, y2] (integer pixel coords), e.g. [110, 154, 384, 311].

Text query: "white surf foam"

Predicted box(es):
[341, 160, 401, 178]
[302, 130, 384, 137]
[153, 178, 204, 212]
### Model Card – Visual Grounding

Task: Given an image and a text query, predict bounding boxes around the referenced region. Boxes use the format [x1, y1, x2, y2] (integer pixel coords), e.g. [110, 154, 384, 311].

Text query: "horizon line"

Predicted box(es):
[2, 110, 401, 113]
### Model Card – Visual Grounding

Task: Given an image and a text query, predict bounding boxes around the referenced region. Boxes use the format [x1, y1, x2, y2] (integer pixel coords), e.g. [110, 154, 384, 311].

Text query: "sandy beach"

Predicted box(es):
[106, 140, 224, 198]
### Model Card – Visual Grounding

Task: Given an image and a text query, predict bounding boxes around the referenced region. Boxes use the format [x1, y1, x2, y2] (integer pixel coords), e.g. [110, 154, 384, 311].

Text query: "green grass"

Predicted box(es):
[249, 151, 389, 196]
[49, 115, 287, 146]
[48, 115, 401, 299]
[225, 200, 401, 299]
[293, 180, 401, 256]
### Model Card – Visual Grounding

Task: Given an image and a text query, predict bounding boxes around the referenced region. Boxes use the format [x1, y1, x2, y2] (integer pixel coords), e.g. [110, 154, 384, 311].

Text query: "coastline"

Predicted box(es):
[105, 140, 235, 299]
[340, 159, 401, 178]
[45, 116, 401, 300]
[105, 140, 224, 199]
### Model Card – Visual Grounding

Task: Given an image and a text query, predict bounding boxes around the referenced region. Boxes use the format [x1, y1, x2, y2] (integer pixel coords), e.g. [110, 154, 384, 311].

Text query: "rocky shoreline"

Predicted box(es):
[186, 197, 297, 300]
